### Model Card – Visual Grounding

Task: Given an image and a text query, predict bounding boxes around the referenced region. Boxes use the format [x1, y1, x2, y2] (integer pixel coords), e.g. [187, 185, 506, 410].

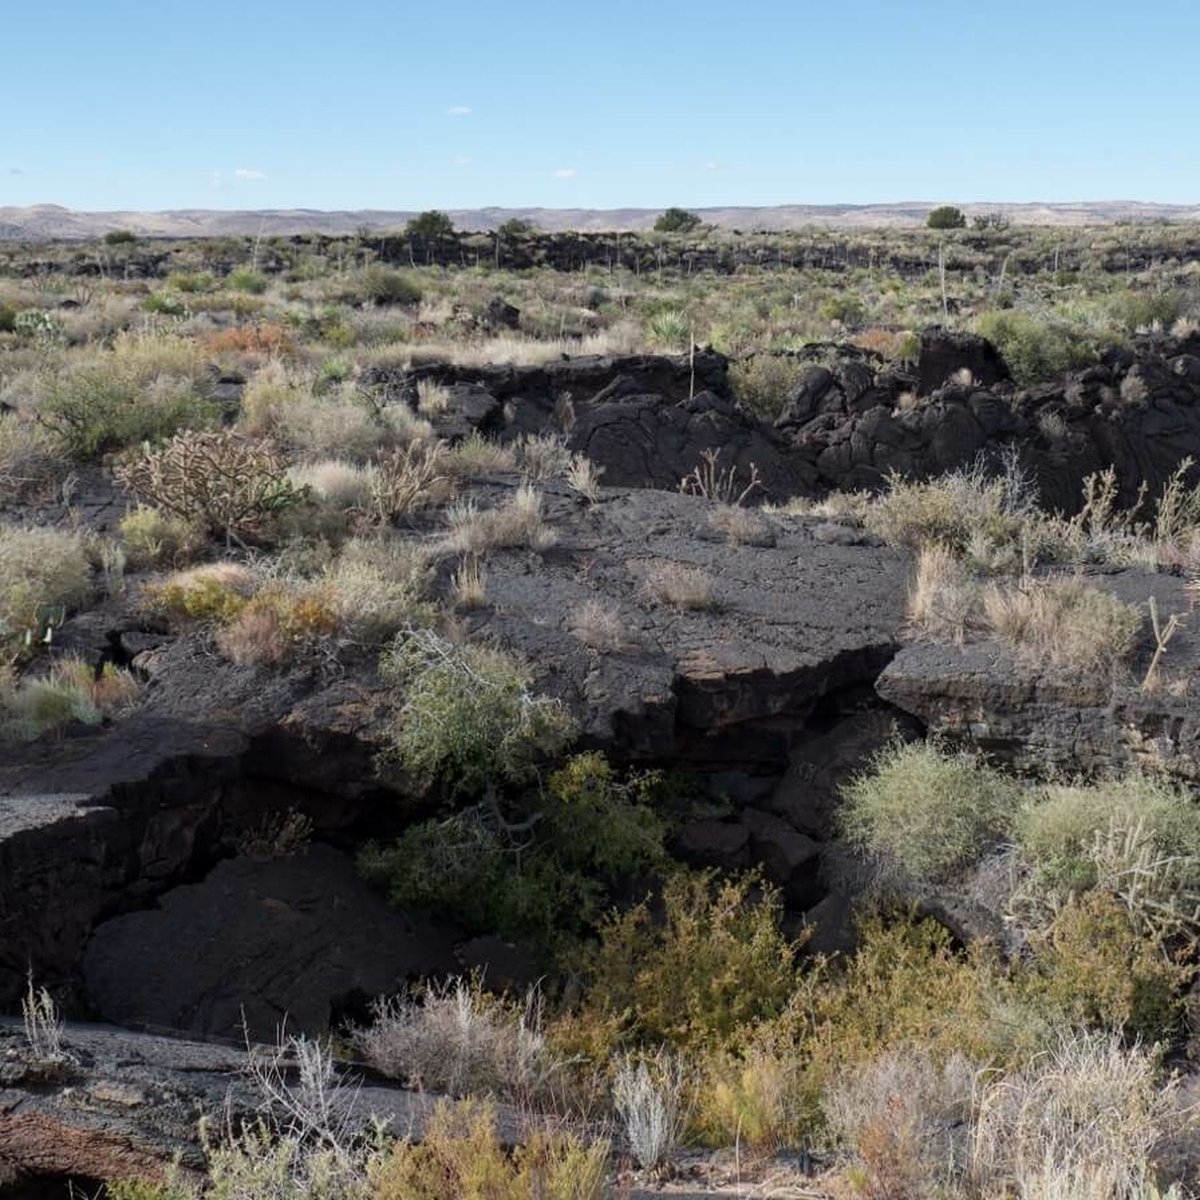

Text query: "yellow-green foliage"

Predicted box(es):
[144, 564, 257, 622]
[728, 354, 811, 420]
[577, 871, 801, 1052]
[0, 524, 92, 639]
[119, 506, 203, 569]
[1028, 891, 1192, 1045]
[839, 741, 1022, 882]
[974, 309, 1098, 386]
[379, 629, 576, 794]
[370, 1101, 608, 1200]
[1, 657, 139, 742]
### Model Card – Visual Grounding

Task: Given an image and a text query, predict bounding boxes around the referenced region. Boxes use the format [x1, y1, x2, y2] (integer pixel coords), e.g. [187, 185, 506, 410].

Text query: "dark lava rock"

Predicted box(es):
[877, 571, 1200, 781]
[917, 327, 1010, 394]
[82, 845, 458, 1041]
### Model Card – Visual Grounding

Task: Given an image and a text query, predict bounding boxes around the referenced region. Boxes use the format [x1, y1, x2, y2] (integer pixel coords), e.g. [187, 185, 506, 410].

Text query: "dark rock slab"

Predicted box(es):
[82, 846, 458, 1041]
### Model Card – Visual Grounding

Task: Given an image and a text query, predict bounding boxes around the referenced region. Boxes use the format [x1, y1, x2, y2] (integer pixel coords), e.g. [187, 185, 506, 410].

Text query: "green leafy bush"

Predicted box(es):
[839, 741, 1022, 882]
[227, 268, 268, 294]
[728, 354, 811, 420]
[576, 870, 801, 1051]
[975, 310, 1098, 385]
[359, 752, 667, 948]
[0, 525, 92, 643]
[927, 206, 966, 230]
[654, 207, 701, 234]
[361, 267, 422, 307]
[379, 629, 575, 794]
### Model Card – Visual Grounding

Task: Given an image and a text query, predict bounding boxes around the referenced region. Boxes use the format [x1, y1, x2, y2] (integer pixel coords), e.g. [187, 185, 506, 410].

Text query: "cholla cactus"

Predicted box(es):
[116, 429, 301, 546]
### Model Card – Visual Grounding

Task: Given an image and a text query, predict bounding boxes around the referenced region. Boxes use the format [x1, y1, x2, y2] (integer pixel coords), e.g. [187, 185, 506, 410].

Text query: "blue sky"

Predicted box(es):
[4, 0, 1198, 211]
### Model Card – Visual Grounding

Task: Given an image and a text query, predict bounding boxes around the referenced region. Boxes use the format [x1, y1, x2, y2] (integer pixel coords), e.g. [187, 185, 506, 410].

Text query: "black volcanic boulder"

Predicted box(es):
[83, 845, 458, 1040]
[917, 327, 1010, 394]
[570, 388, 816, 498]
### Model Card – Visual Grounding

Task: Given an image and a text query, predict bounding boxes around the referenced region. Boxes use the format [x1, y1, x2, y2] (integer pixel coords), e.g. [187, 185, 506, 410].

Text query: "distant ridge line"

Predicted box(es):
[3, 201, 1200, 240]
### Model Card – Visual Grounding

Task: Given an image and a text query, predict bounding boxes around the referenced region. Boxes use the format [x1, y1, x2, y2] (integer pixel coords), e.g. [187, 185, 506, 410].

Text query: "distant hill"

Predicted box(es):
[2, 201, 1200, 240]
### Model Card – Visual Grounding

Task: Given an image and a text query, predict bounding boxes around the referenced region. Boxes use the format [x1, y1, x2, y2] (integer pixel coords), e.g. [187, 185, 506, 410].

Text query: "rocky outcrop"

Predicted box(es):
[0, 484, 907, 1015]
[82, 847, 459, 1041]
[878, 570, 1200, 781]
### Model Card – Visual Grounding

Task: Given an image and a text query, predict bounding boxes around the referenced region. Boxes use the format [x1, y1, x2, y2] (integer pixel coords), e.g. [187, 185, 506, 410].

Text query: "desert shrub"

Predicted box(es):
[927, 205, 967, 229]
[640, 562, 715, 610]
[443, 431, 517, 479]
[118, 506, 203, 569]
[1, 657, 139, 742]
[975, 309, 1098, 385]
[907, 542, 979, 642]
[143, 563, 259, 622]
[168, 270, 215, 294]
[367, 441, 452, 524]
[612, 1050, 690, 1171]
[0, 525, 92, 643]
[1028, 891, 1192, 1045]
[227, 267, 268, 294]
[707, 505, 775, 546]
[1108, 288, 1185, 334]
[440, 485, 557, 554]
[105, 229, 137, 245]
[839, 741, 1022, 883]
[278, 391, 430, 461]
[0, 303, 17, 333]
[33, 341, 205, 458]
[215, 584, 339, 666]
[823, 1049, 977, 1198]
[515, 433, 572, 481]
[0, 414, 63, 502]
[969, 1030, 1181, 1200]
[116, 429, 303, 545]
[697, 1024, 809, 1153]
[805, 916, 1047, 1089]
[324, 537, 434, 641]
[645, 307, 690, 350]
[361, 267, 422, 307]
[202, 323, 296, 358]
[1014, 775, 1200, 939]
[370, 1100, 608, 1200]
[415, 378, 450, 417]
[288, 459, 377, 509]
[378, 628, 575, 794]
[240, 373, 308, 434]
[983, 574, 1142, 673]
[577, 871, 800, 1051]
[359, 752, 667, 948]
[654, 207, 701, 233]
[352, 978, 564, 1101]
[818, 293, 866, 325]
[863, 461, 1038, 558]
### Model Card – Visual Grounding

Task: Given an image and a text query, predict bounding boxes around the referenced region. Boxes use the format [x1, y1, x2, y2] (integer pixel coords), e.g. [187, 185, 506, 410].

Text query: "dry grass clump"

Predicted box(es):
[968, 1031, 1180, 1200]
[407, 322, 641, 368]
[612, 1050, 691, 1171]
[516, 432, 572, 481]
[214, 583, 339, 666]
[565, 453, 604, 503]
[443, 432, 517, 480]
[823, 1049, 977, 1197]
[0, 413, 63, 502]
[1, 657, 139, 742]
[118, 506, 204, 569]
[352, 978, 565, 1102]
[440, 485, 557, 555]
[415, 378, 451, 417]
[983, 575, 1142, 673]
[450, 554, 487, 609]
[324, 537, 433, 641]
[366, 441, 453, 523]
[278, 387, 431, 461]
[839, 740, 1023, 884]
[288, 459, 378, 509]
[0, 524, 92, 637]
[707, 504, 776, 546]
[907, 543, 980, 643]
[640, 562, 716, 610]
[569, 599, 628, 652]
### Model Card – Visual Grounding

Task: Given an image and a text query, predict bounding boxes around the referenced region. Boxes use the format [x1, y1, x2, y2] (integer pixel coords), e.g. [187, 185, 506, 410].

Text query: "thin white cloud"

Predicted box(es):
[553, 167, 578, 179]
[209, 171, 224, 189]
[234, 168, 267, 180]
[705, 161, 719, 171]
[453, 155, 472, 167]
[446, 106, 472, 116]
[9, 167, 24, 176]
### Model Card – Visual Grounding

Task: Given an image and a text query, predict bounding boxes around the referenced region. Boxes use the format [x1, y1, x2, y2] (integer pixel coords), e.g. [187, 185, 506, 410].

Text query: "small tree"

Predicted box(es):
[654, 207, 701, 234]
[498, 217, 533, 238]
[927, 206, 967, 230]
[405, 210, 455, 240]
[104, 229, 138, 246]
